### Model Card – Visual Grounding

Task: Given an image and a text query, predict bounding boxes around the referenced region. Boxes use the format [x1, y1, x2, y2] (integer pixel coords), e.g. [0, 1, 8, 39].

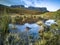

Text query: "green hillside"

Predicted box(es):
[0, 4, 48, 15]
[42, 9, 60, 20]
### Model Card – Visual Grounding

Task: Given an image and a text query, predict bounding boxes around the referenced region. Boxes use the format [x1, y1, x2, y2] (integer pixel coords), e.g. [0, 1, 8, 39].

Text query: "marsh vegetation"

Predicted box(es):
[0, 8, 60, 45]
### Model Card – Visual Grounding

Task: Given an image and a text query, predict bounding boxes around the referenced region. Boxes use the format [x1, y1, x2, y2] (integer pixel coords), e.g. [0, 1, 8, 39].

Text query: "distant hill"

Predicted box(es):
[42, 9, 60, 19]
[0, 4, 49, 15]
[11, 5, 48, 12]
[27, 6, 48, 12]
[11, 5, 25, 8]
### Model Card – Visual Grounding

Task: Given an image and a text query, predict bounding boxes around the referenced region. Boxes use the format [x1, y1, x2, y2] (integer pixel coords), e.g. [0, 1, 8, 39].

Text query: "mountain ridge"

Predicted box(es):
[0, 4, 49, 15]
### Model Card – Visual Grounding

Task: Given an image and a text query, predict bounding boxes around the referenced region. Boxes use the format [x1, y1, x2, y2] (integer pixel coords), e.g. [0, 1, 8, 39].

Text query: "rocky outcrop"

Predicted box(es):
[28, 6, 48, 12]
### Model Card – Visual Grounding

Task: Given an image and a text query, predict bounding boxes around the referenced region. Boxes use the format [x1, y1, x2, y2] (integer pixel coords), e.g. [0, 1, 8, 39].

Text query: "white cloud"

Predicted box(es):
[22, 0, 42, 7]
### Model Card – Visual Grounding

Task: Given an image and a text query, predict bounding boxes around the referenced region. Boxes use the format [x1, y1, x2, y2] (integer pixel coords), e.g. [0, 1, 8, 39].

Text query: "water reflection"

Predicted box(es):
[9, 23, 40, 39]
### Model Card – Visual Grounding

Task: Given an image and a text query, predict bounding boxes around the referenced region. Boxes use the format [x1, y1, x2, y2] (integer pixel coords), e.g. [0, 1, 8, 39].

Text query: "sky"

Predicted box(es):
[0, 0, 60, 11]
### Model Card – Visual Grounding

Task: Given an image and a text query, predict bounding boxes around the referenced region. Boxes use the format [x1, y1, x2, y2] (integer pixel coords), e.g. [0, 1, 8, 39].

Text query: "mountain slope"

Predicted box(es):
[0, 4, 49, 15]
[42, 9, 60, 19]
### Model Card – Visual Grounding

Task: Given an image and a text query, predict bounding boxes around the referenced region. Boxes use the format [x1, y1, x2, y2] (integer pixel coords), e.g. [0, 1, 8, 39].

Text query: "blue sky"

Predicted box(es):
[0, 0, 60, 11]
